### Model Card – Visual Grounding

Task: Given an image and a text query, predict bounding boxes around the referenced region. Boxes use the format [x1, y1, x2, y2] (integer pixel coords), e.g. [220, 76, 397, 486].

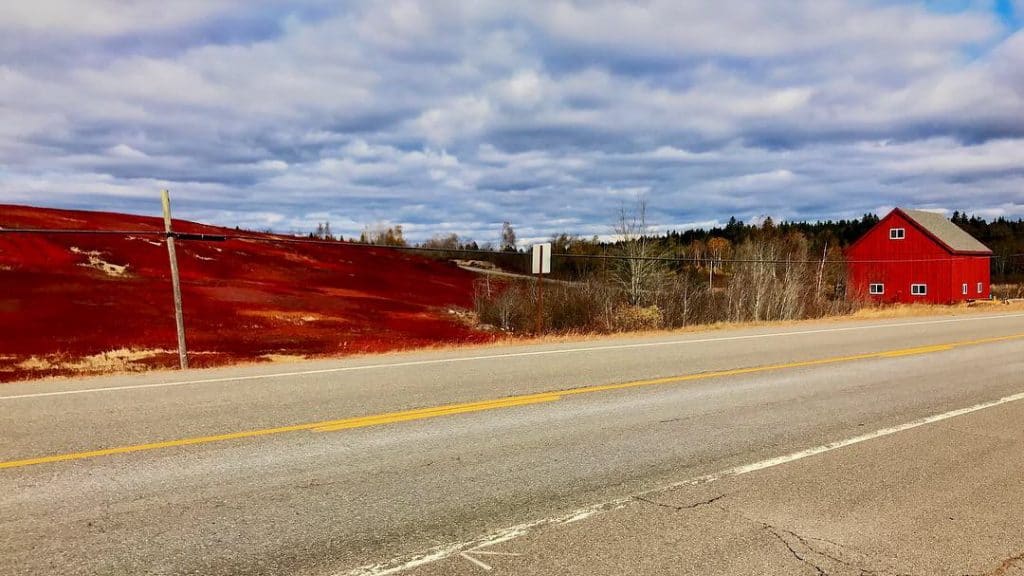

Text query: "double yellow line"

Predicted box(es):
[2, 332, 1021, 470]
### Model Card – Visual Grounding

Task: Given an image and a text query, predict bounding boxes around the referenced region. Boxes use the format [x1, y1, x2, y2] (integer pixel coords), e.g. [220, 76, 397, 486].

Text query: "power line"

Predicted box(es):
[0, 228, 226, 241]
[0, 228, 165, 236]
[1, 226, 1022, 265]
[228, 233, 1018, 264]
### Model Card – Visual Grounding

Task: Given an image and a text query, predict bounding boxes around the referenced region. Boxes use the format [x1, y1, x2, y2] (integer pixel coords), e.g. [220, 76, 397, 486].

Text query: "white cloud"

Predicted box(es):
[415, 96, 493, 145]
[535, 0, 998, 59]
[883, 138, 1024, 174]
[0, 1, 236, 35]
[0, 1, 1023, 242]
[495, 70, 545, 108]
[106, 144, 148, 159]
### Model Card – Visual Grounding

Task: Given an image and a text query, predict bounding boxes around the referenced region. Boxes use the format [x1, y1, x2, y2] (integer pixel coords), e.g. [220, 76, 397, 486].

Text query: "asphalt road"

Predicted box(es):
[3, 311, 1024, 575]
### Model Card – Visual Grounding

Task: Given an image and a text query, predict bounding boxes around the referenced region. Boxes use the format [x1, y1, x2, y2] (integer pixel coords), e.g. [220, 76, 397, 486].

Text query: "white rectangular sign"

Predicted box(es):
[532, 242, 552, 274]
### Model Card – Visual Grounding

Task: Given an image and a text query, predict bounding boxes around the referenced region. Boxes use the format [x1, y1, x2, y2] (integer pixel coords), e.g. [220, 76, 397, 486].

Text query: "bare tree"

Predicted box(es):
[689, 238, 705, 267]
[706, 236, 731, 287]
[500, 222, 517, 252]
[724, 232, 811, 322]
[311, 221, 334, 240]
[360, 223, 407, 246]
[612, 199, 670, 307]
[420, 233, 461, 250]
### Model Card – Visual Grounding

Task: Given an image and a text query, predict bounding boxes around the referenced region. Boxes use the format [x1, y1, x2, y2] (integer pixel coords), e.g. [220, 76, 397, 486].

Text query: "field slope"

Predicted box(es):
[0, 204, 490, 381]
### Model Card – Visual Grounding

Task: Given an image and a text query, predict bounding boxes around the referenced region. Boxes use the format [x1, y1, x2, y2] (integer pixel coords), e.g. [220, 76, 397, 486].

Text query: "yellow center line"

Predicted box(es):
[880, 344, 955, 358]
[2, 332, 1022, 470]
[311, 394, 563, 432]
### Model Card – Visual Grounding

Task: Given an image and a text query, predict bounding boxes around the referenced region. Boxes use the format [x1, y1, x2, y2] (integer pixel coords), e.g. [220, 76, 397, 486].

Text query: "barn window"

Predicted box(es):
[911, 283, 927, 296]
[978, 282, 983, 294]
[962, 283, 968, 295]
[889, 227, 905, 240]
[869, 283, 884, 295]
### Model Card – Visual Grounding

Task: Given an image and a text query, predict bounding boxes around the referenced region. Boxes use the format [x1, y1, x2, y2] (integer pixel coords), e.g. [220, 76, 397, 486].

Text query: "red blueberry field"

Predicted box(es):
[0, 204, 494, 382]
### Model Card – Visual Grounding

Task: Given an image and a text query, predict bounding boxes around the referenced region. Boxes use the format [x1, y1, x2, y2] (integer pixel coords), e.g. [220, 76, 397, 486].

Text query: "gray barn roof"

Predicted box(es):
[900, 208, 992, 254]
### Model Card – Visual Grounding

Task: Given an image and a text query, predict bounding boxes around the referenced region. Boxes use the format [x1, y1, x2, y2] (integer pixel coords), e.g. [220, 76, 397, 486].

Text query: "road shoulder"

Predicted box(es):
[405, 397, 1024, 576]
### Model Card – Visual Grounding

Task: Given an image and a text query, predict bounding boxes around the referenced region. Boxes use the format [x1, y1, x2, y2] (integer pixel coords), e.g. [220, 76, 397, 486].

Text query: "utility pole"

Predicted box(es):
[161, 190, 189, 369]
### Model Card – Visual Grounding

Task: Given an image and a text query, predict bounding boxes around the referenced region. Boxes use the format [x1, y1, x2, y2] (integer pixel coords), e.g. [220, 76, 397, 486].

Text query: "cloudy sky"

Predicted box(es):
[1, 1, 1023, 243]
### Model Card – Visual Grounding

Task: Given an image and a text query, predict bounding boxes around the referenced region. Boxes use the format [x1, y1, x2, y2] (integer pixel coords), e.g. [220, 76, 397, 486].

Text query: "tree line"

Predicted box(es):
[309, 210, 1024, 283]
[473, 203, 855, 334]
[302, 208, 1023, 335]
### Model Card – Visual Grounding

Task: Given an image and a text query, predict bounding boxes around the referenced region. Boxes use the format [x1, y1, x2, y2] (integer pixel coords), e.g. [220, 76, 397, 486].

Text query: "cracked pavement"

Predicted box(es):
[408, 397, 1024, 576]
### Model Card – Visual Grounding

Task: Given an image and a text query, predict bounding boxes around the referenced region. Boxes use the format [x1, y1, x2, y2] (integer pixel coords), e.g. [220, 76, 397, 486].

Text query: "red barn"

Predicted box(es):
[847, 208, 992, 304]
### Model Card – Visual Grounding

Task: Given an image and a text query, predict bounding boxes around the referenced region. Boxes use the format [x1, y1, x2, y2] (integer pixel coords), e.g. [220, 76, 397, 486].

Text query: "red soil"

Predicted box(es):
[0, 204, 493, 382]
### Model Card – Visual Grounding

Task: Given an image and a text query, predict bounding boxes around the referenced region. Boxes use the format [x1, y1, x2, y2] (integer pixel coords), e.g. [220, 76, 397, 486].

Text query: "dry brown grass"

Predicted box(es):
[259, 353, 309, 363]
[849, 300, 1024, 319]
[239, 310, 328, 324]
[69, 246, 130, 277]
[11, 348, 174, 374]
[3, 348, 230, 378]
[377, 299, 1024, 355]
[241, 299, 1024, 369]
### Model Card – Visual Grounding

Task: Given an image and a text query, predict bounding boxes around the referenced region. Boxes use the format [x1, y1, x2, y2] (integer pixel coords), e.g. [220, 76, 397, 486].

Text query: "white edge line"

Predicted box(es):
[337, 388, 1024, 576]
[4, 312, 1024, 401]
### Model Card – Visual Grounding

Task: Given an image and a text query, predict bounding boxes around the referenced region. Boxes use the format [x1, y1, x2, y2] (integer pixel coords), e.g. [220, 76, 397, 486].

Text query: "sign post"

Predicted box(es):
[532, 243, 551, 334]
[161, 190, 189, 370]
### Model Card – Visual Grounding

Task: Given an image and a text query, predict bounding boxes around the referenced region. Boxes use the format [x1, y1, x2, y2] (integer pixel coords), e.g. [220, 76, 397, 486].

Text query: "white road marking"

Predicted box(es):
[457, 534, 525, 572]
[458, 552, 492, 571]
[4, 312, 1024, 401]
[561, 509, 599, 524]
[341, 512, 606, 576]
[458, 550, 523, 573]
[340, 386, 1024, 576]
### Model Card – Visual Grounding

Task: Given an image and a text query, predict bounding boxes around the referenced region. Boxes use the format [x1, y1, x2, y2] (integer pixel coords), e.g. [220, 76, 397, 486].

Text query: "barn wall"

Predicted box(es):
[949, 256, 991, 300]
[847, 211, 955, 304]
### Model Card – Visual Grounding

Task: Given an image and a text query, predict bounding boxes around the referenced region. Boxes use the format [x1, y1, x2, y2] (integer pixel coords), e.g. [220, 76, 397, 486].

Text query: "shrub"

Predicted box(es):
[474, 279, 530, 332]
[610, 304, 663, 332]
[993, 283, 1023, 301]
[474, 277, 619, 334]
[472, 233, 862, 335]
